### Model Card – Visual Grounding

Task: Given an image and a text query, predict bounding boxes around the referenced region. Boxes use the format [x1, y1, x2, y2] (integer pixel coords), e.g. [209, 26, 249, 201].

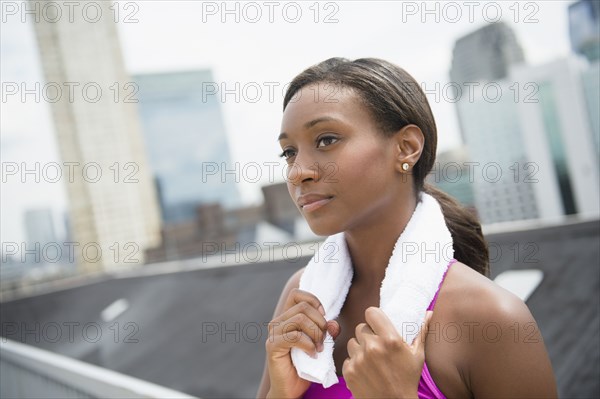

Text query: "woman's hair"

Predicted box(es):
[283, 57, 490, 277]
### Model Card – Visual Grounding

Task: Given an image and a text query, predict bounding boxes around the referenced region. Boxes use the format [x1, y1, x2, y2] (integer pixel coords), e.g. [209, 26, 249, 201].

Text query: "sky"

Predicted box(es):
[1, 0, 574, 244]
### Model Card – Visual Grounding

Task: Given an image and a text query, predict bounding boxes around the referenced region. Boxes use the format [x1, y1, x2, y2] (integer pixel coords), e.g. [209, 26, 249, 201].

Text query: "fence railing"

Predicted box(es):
[0, 338, 197, 399]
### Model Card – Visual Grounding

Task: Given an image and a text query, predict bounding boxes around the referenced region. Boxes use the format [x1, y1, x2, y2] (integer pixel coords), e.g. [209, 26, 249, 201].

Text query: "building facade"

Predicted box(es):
[427, 146, 477, 210]
[512, 58, 600, 220]
[456, 57, 600, 225]
[450, 22, 526, 144]
[569, 0, 600, 62]
[30, 0, 162, 272]
[134, 70, 241, 225]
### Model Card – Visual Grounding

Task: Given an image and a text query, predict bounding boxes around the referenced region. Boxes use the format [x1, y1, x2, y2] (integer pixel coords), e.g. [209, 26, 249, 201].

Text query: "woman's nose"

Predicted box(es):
[286, 152, 320, 186]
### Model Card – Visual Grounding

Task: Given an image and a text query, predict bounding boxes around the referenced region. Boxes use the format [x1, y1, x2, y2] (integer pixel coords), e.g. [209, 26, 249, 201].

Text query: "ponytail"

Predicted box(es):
[423, 183, 490, 276]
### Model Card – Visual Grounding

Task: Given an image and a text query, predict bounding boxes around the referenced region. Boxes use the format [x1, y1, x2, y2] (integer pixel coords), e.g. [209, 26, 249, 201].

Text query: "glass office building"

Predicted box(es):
[569, 0, 600, 62]
[457, 58, 600, 224]
[134, 70, 241, 224]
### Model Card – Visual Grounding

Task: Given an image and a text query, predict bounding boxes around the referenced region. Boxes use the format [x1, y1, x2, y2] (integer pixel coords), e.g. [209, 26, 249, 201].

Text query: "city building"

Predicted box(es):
[23, 208, 57, 256]
[133, 70, 241, 224]
[450, 22, 526, 143]
[512, 58, 599, 220]
[456, 81, 539, 224]
[30, 0, 162, 272]
[456, 57, 600, 225]
[261, 182, 318, 242]
[0, 209, 60, 288]
[427, 146, 477, 210]
[450, 22, 525, 83]
[581, 61, 600, 159]
[144, 181, 307, 264]
[569, 0, 600, 62]
[261, 182, 299, 235]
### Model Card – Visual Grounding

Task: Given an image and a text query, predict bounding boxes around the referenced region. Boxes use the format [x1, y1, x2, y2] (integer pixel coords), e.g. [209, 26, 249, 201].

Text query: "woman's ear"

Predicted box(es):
[393, 124, 424, 173]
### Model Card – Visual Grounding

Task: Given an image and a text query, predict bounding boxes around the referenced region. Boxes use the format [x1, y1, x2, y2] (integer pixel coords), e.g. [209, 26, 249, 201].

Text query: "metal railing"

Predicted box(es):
[0, 339, 197, 399]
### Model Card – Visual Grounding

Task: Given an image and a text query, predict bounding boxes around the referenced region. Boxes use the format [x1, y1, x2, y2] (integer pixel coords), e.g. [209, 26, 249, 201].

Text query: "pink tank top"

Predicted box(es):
[303, 258, 457, 399]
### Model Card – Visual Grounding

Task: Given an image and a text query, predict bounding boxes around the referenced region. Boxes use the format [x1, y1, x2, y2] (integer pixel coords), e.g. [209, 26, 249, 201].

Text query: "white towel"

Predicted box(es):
[291, 191, 455, 388]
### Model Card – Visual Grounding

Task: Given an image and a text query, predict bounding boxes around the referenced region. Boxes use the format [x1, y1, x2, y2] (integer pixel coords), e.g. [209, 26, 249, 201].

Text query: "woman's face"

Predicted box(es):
[279, 83, 409, 236]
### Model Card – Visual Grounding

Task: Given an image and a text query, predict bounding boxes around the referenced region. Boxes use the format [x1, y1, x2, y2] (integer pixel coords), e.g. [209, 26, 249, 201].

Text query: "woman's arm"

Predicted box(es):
[256, 267, 305, 399]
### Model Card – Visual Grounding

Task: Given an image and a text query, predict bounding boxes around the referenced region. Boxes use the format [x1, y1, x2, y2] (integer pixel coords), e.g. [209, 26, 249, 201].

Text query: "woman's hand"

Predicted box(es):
[265, 288, 339, 399]
[342, 307, 433, 399]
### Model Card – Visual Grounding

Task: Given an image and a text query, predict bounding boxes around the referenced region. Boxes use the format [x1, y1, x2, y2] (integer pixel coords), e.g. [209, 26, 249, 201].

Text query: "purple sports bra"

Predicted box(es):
[303, 258, 457, 399]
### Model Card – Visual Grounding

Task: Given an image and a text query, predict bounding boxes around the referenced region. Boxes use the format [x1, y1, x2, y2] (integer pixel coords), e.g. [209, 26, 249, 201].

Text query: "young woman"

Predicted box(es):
[256, 58, 557, 398]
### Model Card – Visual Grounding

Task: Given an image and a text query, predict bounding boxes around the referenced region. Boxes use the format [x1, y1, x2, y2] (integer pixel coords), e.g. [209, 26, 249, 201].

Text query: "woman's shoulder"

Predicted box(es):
[439, 264, 557, 396]
[443, 260, 532, 322]
[433, 261, 555, 394]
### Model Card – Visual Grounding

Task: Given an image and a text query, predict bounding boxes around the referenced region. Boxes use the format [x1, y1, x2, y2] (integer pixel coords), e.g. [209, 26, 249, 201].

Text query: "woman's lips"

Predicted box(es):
[301, 197, 333, 213]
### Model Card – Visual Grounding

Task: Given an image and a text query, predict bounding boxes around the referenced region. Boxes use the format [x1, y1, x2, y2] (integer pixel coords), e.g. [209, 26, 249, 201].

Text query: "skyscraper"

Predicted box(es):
[456, 80, 540, 224]
[512, 58, 599, 220]
[30, 0, 162, 272]
[581, 61, 600, 158]
[133, 70, 241, 224]
[23, 208, 57, 263]
[427, 146, 476, 210]
[456, 57, 600, 225]
[450, 22, 525, 84]
[450, 22, 526, 143]
[569, 0, 600, 62]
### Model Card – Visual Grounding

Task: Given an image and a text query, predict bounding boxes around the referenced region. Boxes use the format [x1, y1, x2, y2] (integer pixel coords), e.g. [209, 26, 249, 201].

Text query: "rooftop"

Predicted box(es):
[1, 219, 598, 398]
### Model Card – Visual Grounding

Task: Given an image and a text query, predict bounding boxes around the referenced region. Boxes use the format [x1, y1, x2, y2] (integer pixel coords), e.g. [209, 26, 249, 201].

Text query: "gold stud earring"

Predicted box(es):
[402, 162, 410, 171]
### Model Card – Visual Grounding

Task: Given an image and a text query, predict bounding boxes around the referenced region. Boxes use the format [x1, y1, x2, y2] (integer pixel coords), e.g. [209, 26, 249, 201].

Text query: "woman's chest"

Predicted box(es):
[331, 288, 378, 374]
[329, 287, 471, 398]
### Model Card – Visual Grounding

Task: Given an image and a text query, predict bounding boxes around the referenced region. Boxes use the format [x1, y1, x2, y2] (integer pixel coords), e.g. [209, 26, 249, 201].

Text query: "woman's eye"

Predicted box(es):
[279, 148, 296, 160]
[317, 136, 338, 148]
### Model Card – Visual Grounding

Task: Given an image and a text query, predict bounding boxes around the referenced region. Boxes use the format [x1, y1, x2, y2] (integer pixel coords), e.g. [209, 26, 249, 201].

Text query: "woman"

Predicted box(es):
[256, 58, 557, 398]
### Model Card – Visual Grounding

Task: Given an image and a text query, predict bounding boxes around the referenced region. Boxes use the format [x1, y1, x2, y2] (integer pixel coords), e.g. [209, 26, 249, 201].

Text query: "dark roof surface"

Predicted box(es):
[1, 219, 598, 398]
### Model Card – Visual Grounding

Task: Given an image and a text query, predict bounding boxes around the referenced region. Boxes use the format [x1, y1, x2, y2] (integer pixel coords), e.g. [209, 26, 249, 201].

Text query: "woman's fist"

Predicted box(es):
[342, 307, 433, 399]
[265, 289, 329, 399]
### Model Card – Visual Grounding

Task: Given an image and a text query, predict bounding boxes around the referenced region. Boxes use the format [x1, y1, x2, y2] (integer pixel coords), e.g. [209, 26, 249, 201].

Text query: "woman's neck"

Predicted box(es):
[344, 192, 418, 289]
